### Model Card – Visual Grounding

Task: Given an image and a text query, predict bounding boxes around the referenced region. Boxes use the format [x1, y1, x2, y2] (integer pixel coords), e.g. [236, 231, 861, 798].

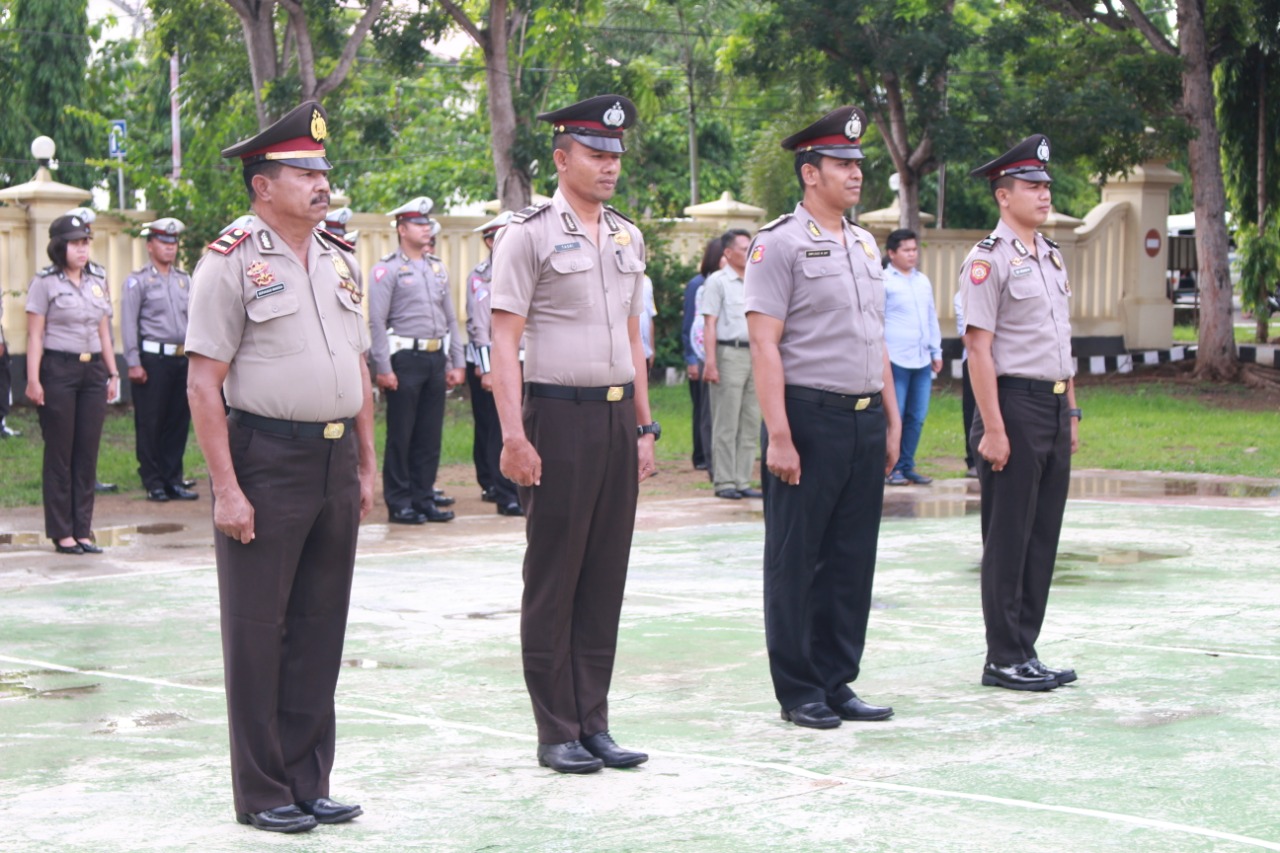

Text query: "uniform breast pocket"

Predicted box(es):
[243, 290, 306, 357]
[1008, 276, 1044, 302]
[799, 259, 852, 312]
[335, 288, 368, 351]
[547, 253, 596, 308]
[614, 251, 646, 310]
[52, 293, 79, 312]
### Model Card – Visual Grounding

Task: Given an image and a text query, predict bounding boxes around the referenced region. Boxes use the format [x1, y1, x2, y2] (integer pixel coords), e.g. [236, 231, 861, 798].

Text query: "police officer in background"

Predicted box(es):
[490, 94, 656, 774]
[745, 106, 900, 730]
[122, 217, 198, 502]
[369, 197, 465, 524]
[186, 101, 373, 833]
[323, 206, 359, 247]
[959, 135, 1079, 692]
[465, 211, 522, 516]
[0, 298, 18, 437]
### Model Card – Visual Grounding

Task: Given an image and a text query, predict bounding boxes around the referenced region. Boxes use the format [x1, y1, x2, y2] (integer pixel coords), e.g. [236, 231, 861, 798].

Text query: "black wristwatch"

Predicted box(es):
[637, 421, 662, 441]
[1068, 408, 1083, 421]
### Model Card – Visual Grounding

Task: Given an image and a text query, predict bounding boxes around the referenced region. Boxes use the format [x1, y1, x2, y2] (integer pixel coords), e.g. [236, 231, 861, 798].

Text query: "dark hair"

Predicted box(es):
[47, 237, 69, 268]
[243, 160, 284, 201]
[699, 237, 724, 278]
[721, 228, 751, 248]
[552, 134, 575, 155]
[886, 228, 917, 253]
[990, 175, 1015, 200]
[794, 151, 825, 193]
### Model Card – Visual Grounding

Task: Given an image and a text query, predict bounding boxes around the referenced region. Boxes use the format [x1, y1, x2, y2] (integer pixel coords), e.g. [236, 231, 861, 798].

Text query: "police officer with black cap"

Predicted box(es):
[122, 217, 198, 502]
[490, 94, 656, 774]
[185, 100, 373, 833]
[958, 134, 1079, 692]
[744, 106, 901, 730]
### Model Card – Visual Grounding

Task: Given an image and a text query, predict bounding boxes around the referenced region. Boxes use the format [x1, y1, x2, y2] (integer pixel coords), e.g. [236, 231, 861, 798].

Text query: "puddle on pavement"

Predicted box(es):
[1069, 475, 1279, 500]
[0, 522, 187, 548]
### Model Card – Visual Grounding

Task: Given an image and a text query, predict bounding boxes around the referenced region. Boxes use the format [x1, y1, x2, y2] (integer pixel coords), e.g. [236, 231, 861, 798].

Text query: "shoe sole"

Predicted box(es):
[835, 710, 895, 721]
[599, 755, 648, 769]
[981, 674, 1059, 691]
[538, 758, 604, 774]
[780, 711, 841, 729]
[1054, 672, 1078, 685]
[236, 815, 317, 833]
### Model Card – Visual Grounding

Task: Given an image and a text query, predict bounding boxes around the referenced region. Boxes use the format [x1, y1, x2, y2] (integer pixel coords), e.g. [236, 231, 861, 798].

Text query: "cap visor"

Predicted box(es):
[151, 235, 179, 243]
[274, 156, 333, 171]
[59, 228, 93, 241]
[1008, 168, 1052, 183]
[398, 215, 432, 225]
[571, 133, 626, 153]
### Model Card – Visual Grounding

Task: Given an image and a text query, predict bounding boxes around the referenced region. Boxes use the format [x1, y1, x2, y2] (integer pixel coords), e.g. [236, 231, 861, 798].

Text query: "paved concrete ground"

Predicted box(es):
[2, 473, 1279, 852]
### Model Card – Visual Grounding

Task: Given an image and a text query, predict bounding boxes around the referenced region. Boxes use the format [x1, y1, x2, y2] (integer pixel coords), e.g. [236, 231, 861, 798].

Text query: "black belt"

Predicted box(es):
[784, 384, 882, 411]
[228, 408, 354, 440]
[716, 339, 750, 349]
[997, 376, 1069, 395]
[525, 382, 634, 402]
[45, 349, 102, 363]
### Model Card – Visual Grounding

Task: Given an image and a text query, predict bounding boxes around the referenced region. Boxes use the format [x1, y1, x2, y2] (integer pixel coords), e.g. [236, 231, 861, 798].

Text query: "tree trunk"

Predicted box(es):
[486, 0, 530, 212]
[686, 46, 699, 207]
[898, 170, 922, 234]
[1180, 0, 1238, 379]
[1258, 52, 1270, 343]
[230, 0, 280, 129]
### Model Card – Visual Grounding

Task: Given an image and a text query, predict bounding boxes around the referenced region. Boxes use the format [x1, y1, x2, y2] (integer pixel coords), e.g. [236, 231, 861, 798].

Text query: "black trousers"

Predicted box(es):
[687, 367, 708, 469]
[38, 353, 108, 540]
[215, 418, 360, 814]
[0, 347, 12, 422]
[383, 349, 446, 513]
[761, 396, 886, 711]
[518, 395, 637, 743]
[970, 388, 1071, 666]
[467, 367, 517, 503]
[132, 351, 191, 492]
[961, 360, 976, 469]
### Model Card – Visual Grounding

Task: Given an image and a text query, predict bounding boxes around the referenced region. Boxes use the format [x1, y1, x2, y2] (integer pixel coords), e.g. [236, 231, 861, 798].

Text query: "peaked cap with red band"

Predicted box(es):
[970, 134, 1052, 183]
[537, 94, 637, 153]
[221, 100, 332, 171]
[781, 106, 867, 160]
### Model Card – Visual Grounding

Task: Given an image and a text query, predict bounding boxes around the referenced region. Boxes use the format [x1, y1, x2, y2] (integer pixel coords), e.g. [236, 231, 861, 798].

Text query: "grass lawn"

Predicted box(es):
[1172, 321, 1279, 344]
[1, 375, 1277, 509]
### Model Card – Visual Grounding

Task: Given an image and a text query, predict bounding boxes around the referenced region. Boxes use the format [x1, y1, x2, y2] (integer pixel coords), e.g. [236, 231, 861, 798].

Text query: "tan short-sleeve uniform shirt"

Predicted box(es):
[26, 264, 113, 354]
[490, 189, 646, 387]
[185, 222, 370, 422]
[743, 203, 886, 394]
[957, 219, 1074, 382]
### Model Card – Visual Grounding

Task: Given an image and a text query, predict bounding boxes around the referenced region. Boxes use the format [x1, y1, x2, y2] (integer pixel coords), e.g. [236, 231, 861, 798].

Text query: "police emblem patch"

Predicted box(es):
[750, 245, 766, 264]
[311, 108, 328, 142]
[375, 267, 388, 283]
[969, 260, 991, 285]
[1037, 138, 1050, 162]
[247, 261, 276, 287]
[603, 101, 626, 127]
[91, 284, 104, 298]
[614, 230, 631, 246]
[845, 112, 862, 140]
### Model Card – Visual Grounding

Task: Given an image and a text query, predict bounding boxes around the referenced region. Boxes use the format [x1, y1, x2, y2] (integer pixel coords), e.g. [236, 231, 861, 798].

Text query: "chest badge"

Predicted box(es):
[430, 260, 442, 275]
[247, 261, 276, 287]
[860, 241, 874, 259]
[331, 255, 352, 281]
[807, 220, 822, 239]
[1050, 251, 1063, 270]
[91, 284, 104, 299]
[613, 230, 632, 247]
[339, 279, 363, 303]
[178, 279, 187, 289]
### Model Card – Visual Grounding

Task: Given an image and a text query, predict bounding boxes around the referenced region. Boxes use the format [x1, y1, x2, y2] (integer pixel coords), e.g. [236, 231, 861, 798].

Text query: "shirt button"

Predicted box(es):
[338, 392, 344, 398]
[331, 349, 337, 355]
[321, 313, 327, 319]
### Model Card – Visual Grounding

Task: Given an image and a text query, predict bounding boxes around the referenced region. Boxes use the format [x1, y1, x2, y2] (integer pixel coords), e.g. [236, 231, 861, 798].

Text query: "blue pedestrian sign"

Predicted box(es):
[109, 120, 127, 157]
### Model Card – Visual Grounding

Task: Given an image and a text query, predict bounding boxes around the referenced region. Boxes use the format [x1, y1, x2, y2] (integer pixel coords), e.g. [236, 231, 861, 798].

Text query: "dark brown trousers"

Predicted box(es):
[518, 395, 638, 744]
[38, 353, 107, 540]
[215, 419, 360, 814]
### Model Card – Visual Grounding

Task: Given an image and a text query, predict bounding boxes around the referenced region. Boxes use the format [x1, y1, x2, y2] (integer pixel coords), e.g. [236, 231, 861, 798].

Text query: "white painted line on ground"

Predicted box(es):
[3, 652, 1277, 850]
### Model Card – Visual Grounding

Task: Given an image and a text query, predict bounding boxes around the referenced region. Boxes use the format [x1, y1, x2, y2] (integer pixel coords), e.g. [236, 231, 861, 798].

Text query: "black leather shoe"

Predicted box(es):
[146, 488, 170, 502]
[181, 478, 197, 488]
[1029, 658, 1077, 685]
[829, 693, 894, 721]
[236, 805, 317, 833]
[166, 485, 199, 500]
[389, 507, 428, 525]
[739, 487, 764, 498]
[433, 489, 455, 507]
[537, 740, 604, 774]
[480, 487, 498, 503]
[982, 661, 1059, 691]
[581, 731, 648, 768]
[54, 542, 85, 555]
[95, 481, 118, 493]
[780, 702, 841, 729]
[76, 540, 103, 554]
[715, 488, 742, 500]
[497, 501, 524, 517]
[297, 797, 362, 824]
[421, 504, 455, 522]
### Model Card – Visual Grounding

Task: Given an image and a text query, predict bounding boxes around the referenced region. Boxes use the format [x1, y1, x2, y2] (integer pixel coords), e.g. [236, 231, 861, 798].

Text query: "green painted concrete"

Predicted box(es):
[2, 489, 1280, 851]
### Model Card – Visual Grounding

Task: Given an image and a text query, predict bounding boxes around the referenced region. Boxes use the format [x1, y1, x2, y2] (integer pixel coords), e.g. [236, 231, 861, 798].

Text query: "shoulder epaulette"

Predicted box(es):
[314, 228, 355, 253]
[1040, 233, 1060, 249]
[37, 264, 58, 277]
[87, 261, 106, 277]
[604, 205, 635, 225]
[510, 201, 551, 223]
[758, 213, 793, 233]
[976, 233, 1000, 251]
[379, 250, 398, 263]
[474, 259, 491, 274]
[208, 228, 251, 255]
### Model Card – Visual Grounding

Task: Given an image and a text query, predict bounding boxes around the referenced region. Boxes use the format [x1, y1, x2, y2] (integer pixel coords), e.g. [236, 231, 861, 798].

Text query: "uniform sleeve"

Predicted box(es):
[25, 276, 50, 316]
[367, 262, 393, 374]
[184, 254, 246, 364]
[958, 249, 1000, 336]
[121, 274, 142, 367]
[491, 224, 540, 318]
[441, 271, 465, 369]
[743, 231, 792, 321]
[468, 272, 493, 348]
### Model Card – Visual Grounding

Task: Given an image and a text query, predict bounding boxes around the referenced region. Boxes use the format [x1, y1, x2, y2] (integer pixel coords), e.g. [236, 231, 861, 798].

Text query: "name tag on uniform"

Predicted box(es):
[254, 283, 286, 298]
[555, 242, 581, 253]
[1012, 266, 1033, 277]
[805, 250, 830, 258]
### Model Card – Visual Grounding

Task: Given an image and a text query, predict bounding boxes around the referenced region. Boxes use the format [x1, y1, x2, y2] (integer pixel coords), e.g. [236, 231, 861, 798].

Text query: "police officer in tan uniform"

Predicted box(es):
[745, 107, 901, 730]
[368, 196, 464, 524]
[122, 217, 198, 502]
[959, 134, 1079, 692]
[185, 101, 374, 834]
[490, 94, 657, 774]
[465, 211, 522, 515]
[25, 214, 118, 554]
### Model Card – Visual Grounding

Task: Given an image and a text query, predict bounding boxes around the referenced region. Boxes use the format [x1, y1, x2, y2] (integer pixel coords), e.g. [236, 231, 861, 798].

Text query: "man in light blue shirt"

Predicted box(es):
[883, 228, 942, 485]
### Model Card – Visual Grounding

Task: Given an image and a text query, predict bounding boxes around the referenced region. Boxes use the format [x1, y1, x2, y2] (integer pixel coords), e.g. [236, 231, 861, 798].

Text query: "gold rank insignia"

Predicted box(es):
[861, 241, 874, 259]
[1050, 252, 1063, 269]
[247, 261, 276, 287]
[807, 220, 821, 238]
[1010, 256, 1024, 266]
[431, 261, 442, 274]
[331, 255, 352, 280]
[178, 280, 187, 289]
[614, 230, 631, 246]
[311, 108, 328, 142]
[91, 284, 104, 298]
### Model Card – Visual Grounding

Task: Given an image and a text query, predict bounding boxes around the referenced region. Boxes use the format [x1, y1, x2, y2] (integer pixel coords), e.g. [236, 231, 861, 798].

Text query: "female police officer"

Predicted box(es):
[25, 213, 118, 554]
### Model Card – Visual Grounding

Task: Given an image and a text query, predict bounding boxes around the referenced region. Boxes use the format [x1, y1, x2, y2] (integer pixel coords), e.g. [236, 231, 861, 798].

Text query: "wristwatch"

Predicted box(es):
[1068, 408, 1083, 421]
[637, 422, 662, 441]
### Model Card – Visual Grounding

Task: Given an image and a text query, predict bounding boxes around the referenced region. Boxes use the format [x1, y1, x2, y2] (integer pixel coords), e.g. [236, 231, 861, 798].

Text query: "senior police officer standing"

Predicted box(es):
[745, 107, 901, 730]
[185, 101, 374, 833]
[959, 135, 1079, 692]
[465, 211, 522, 516]
[490, 94, 657, 774]
[121, 217, 198, 502]
[369, 197, 465, 524]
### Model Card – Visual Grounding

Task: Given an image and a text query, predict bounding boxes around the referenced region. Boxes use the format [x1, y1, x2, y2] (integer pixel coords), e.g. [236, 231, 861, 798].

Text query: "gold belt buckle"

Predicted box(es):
[424, 339, 442, 352]
[1053, 380, 1066, 394]
[174, 344, 185, 356]
[323, 422, 345, 440]
[79, 352, 91, 363]
[855, 396, 870, 411]
[606, 386, 624, 402]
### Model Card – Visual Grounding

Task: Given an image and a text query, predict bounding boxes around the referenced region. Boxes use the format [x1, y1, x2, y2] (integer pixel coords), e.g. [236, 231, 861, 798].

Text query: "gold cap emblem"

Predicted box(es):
[311, 108, 328, 142]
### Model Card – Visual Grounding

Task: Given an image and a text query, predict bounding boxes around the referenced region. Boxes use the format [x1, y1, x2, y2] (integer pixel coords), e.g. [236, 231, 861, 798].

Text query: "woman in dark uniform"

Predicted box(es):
[24, 214, 119, 554]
